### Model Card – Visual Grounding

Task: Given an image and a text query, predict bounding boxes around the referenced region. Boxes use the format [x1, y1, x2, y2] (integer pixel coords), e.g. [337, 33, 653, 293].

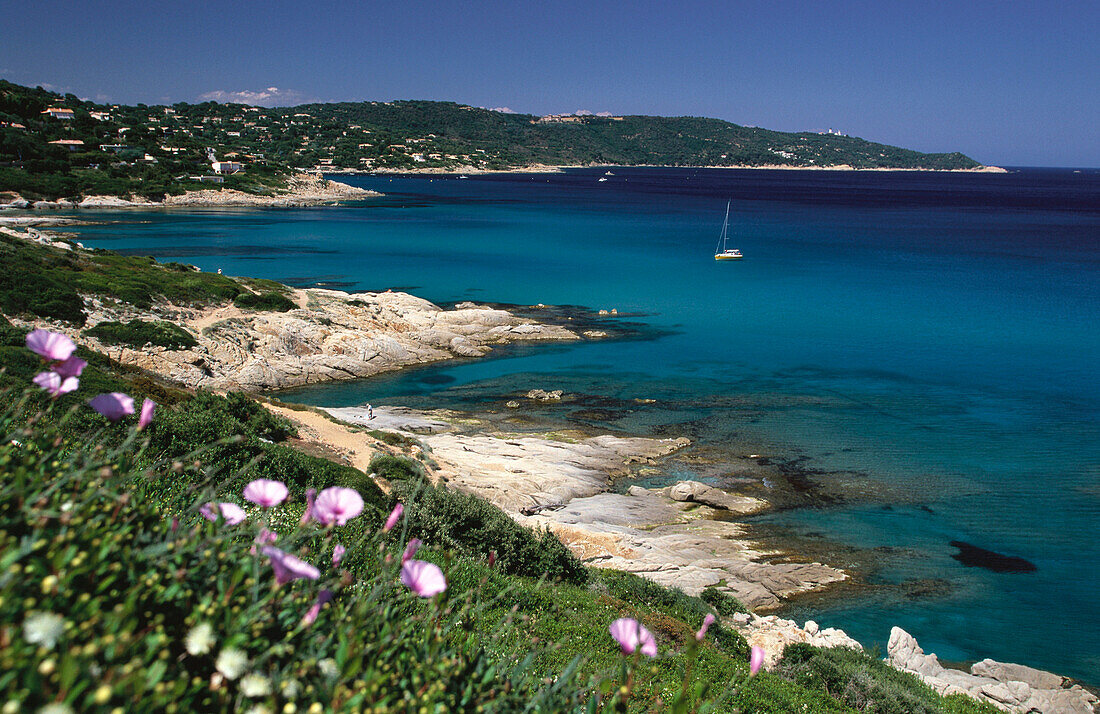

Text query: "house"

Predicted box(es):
[48, 139, 85, 152]
[412, 154, 426, 162]
[100, 144, 132, 154]
[42, 107, 75, 120]
[89, 111, 111, 121]
[211, 161, 243, 175]
[189, 175, 225, 183]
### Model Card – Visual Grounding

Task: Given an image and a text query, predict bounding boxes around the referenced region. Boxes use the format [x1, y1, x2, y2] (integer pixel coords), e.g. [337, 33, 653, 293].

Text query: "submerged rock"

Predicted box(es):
[949, 541, 1037, 573]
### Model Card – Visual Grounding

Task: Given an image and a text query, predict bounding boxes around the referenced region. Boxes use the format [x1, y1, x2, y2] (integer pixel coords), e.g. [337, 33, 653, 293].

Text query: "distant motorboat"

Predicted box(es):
[458, 175, 469, 179]
[714, 200, 743, 261]
[605, 170, 614, 176]
[598, 177, 608, 182]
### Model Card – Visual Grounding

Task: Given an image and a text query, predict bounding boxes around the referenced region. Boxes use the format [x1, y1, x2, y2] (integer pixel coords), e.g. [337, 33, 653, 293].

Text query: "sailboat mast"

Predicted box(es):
[716, 200, 731, 253]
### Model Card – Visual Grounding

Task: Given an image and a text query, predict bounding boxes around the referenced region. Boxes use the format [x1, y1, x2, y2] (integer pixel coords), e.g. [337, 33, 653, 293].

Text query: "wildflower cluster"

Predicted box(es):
[1, 333, 778, 713]
[26, 329, 155, 428]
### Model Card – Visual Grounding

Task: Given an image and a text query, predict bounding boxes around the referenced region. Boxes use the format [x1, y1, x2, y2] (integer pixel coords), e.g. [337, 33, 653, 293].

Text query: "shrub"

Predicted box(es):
[365, 428, 418, 447]
[392, 479, 589, 586]
[85, 319, 199, 350]
[233, 291, 297, 312]
[368, 453, 425, 481]
[596, 570, 748, 658]
[0, 406, 590, 713]
[702, 586, 749, 616]
[0, 255, 86, 324]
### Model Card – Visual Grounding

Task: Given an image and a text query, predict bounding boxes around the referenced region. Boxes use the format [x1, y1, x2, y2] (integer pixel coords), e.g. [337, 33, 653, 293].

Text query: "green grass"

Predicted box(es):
[85, 319, 198, 350]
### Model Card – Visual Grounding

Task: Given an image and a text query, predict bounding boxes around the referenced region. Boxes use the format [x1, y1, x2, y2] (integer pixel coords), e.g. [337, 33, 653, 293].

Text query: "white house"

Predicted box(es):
[42, 107, 75, 120]
[211, 161, 243, 174]
[48, 139, 84, 152]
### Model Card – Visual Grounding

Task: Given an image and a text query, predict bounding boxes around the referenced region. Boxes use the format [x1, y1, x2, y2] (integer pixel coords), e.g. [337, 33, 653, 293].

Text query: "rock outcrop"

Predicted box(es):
[887, 627, 1098, 713]
[331, 406, 848, 611]
[32, 288, 578, 392]
[1, 175, 377, 210]
[666, 479, 764, 514]
[726, 612, 861, 670]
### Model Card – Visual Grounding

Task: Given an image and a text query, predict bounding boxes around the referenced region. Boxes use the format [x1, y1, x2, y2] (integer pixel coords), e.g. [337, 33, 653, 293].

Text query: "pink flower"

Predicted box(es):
[332, 543, 345, 566]
[401, 538, 422, 564]
[299, 488, 316, 525]
[33, 371, 79, 399]
[137, 398, 156, 430]
[696, 613, 716, 641]
[53, 356, 86, 378]
[249, 528, 278, 555]
[400, 559, 447, 598]
[243, 479, 288, 507]
[312, 487, 364, 526]
[302, 588, 334, 626]
[200, 502, 247, 525]
[26, 330, 76, 362]
[262, 546, 320, 586]
[255, 528, 278, 545]
[88, 392, 135, 422]
[383, 502, 403, 532]
[609, 618, 657, 657]
[749, 645, 766, 676]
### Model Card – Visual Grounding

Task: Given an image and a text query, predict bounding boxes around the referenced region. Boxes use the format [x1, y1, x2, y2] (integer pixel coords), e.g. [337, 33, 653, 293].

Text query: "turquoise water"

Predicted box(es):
[60, 168, 1100, 681]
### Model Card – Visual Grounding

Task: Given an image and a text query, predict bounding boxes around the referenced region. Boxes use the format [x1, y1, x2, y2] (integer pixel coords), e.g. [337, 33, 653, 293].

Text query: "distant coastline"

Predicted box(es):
[332, 163, 1008, 176]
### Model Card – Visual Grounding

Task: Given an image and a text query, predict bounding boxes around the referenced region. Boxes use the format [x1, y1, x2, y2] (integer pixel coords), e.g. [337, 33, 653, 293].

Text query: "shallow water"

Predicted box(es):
[60, 167, 1100, 682]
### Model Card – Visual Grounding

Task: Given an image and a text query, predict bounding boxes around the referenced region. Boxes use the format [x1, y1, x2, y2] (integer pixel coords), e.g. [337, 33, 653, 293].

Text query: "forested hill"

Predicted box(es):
[299, 100, 981, 171]
[1, 79, 982, 200]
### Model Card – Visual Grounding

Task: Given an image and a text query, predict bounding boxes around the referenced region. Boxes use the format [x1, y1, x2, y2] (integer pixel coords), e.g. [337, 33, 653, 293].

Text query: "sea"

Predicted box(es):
[58, 167, 1100, 683]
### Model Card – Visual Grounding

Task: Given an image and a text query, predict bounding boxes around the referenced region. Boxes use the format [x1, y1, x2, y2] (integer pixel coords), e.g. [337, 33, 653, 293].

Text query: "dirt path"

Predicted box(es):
[263, 403, 383, 475]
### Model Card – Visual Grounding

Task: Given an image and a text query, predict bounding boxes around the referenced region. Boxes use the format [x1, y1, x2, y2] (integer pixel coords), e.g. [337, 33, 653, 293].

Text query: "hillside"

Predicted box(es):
[0, 79, 984, 201]
[0, 234, 1001, 713]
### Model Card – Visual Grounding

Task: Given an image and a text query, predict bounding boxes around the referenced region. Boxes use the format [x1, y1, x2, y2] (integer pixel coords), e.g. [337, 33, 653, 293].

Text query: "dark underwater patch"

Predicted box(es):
[949, 541, 1037, 573]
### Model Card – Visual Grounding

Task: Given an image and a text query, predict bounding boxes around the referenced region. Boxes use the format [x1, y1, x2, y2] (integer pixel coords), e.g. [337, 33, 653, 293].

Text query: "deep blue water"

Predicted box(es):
[60, 167, 1100, 682]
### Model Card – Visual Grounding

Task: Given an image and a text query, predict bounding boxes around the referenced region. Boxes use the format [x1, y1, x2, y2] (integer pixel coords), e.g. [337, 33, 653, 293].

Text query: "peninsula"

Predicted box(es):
[1, 79, 995, 204]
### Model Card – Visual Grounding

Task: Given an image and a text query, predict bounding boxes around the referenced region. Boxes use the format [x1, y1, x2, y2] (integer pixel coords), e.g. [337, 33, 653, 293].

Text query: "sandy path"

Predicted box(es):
[264, 403, 382, 474]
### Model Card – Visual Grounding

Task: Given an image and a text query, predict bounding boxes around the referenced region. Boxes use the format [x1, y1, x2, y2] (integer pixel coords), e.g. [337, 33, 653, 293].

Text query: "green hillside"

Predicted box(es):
[0, 79, 981, 201]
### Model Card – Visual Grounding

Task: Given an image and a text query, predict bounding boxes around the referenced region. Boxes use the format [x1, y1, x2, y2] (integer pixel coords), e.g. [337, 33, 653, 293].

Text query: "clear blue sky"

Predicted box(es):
[3, 0, 1096, 166]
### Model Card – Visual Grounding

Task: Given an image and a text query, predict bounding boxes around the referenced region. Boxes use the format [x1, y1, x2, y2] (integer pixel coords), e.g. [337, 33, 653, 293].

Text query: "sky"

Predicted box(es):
[1, 0, 1096, 166]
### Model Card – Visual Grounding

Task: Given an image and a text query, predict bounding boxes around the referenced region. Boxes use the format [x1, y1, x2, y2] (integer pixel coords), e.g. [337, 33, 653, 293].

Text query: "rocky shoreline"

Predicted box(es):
[0, 173, 378, 210]
[3, 225, 1089, 711]
[313, 404, 1096, 713]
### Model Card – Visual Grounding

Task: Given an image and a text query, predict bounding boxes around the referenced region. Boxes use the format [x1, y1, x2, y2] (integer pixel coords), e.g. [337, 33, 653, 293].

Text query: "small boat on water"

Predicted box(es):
[714, 200, 743, 261]
[598, 177, 608, 182]
[604, 170, 614, 176]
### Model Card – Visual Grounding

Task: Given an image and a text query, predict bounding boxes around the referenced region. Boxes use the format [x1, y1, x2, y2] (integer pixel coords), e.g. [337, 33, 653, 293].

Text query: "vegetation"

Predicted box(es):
[86, 319, 198, 350]
[393, 478, 589, 586]
[776, 644, 997, 714]
[233, 290, 298, 312]
[0, 320, 1001, 712]
[0, 78, 981, 200]
[0, 231, 283, 325]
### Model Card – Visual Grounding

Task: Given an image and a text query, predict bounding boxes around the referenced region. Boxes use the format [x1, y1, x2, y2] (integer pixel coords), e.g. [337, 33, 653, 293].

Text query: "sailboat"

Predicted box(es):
[714, 200, 743, 260]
